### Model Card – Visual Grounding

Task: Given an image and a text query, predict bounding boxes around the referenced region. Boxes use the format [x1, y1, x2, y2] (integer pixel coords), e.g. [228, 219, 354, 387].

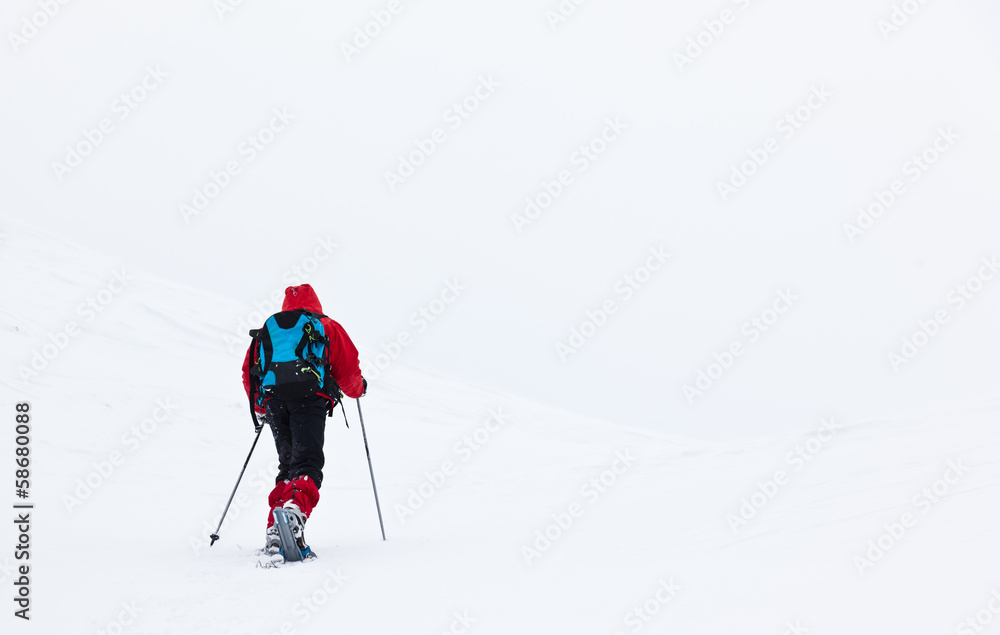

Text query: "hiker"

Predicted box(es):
[242, 283, 366, 557]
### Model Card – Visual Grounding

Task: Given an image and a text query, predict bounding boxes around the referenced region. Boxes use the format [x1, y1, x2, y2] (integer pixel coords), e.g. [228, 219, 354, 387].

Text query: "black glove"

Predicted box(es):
[361, 377, 368, 397]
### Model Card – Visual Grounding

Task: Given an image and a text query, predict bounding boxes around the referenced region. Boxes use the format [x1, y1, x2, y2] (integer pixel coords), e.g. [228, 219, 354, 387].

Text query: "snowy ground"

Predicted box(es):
[3, 1, 1000, 633]
[2, 219, 1000, 634]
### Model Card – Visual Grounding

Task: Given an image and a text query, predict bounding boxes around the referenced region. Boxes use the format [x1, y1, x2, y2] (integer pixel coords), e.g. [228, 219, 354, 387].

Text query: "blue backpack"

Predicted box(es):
[248, 310, 338, 404]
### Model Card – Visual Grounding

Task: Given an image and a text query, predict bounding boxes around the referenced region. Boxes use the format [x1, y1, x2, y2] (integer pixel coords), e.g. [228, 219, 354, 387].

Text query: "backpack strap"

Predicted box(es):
[247, 328, 266, 379]
[247, 328, 265, 429]
[294, 319, 329, 361]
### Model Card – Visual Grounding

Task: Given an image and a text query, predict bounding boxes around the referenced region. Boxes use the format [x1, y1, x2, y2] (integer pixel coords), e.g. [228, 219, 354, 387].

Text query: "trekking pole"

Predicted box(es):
[357, 400, 386, 541]
[210, 423, 265, 546]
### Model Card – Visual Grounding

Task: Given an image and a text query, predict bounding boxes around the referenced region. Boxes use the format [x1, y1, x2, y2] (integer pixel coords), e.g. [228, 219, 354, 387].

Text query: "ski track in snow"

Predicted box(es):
[2, 222, 1000, 634]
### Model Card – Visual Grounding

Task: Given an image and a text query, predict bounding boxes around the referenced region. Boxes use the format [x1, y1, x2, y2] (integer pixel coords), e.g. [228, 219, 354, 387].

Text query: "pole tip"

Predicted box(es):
[210, 534, 219, 546]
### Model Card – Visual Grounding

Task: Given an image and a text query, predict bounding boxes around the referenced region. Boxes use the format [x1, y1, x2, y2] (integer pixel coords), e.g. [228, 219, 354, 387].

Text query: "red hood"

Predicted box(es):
[282, 284, 324, 314]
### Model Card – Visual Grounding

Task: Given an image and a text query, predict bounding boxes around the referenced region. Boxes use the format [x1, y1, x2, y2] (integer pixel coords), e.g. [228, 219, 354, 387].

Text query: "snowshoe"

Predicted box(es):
[272, 505, 315, 562]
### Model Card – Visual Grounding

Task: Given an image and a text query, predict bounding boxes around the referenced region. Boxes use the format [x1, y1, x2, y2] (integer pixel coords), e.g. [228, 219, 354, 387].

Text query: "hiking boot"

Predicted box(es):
[262, 523, 281, 555]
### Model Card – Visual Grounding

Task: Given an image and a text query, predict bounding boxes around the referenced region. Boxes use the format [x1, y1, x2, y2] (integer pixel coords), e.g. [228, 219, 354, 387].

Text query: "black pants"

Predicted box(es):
[265, 395, 328, 488]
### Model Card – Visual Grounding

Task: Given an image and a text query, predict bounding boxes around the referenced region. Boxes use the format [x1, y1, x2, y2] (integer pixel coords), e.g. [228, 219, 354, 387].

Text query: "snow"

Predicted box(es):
[0, 218, 999, 633]
[2, 0, 1000, 632]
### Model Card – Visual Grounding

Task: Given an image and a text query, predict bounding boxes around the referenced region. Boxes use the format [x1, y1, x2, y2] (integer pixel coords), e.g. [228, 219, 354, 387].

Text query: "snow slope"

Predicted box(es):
[2, 220, 1000, 634]
[2, 0, 1000, 439]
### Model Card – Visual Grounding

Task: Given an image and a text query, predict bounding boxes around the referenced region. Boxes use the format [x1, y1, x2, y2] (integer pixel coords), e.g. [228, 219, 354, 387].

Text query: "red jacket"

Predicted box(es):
[242, 284, 365, 404]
